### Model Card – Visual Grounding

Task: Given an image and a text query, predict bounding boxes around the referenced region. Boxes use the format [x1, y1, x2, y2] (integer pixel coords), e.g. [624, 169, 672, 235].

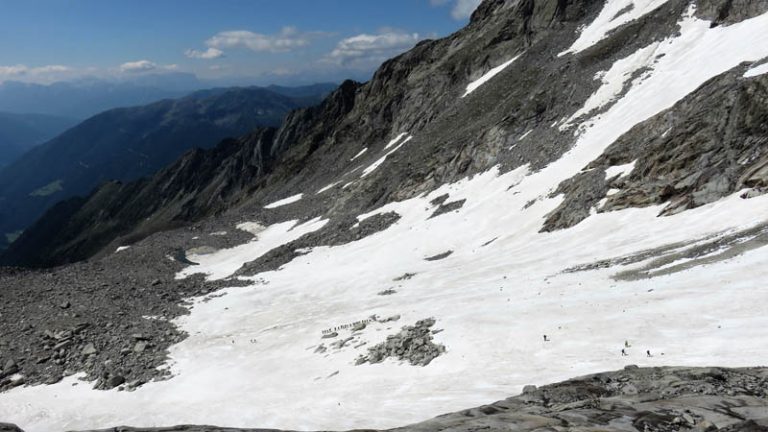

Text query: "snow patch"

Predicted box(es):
[361, 135, 413, 178]
[561, 0, 671, 55]
[264, 193, 303, 209]
[605, 161, 637, 179]
[350, 148, 368, 161]
[384, 133, 408, 150]
[462, 54, 521, 97]
[562, 42, 661, 130]
[744, 62, 768, 78]
[176, 217, 328, 280]
[316, 182, 341, 194]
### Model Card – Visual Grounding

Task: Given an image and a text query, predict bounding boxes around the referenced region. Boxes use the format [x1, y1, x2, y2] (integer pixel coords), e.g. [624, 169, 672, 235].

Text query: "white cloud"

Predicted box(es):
[430, 0, 482, 20]
[205, 27, 313, 53]
[185, 47, 224, 60]
[119, 60, 158, 73]
[326, 31, 423, 67]
[0, 65, 29, 76]
[0, 64, 75, 83]
[30, 65, 71, 74]
[119, 60, 177, 74]
[0, 64, 72, 77]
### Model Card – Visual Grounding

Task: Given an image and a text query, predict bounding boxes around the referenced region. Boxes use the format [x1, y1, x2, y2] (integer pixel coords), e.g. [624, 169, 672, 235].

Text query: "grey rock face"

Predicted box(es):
[541, 169, 608, 232]
[601, 70, 768, 217]
[697, 0, 768, 26]
[547, 68, 768, 230]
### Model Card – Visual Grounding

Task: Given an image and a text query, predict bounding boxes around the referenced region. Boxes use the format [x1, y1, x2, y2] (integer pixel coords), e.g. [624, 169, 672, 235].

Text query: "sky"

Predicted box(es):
[0, 0, 482, 86]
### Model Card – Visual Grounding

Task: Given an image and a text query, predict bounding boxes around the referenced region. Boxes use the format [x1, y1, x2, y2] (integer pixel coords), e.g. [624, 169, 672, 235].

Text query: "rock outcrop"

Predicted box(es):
[544, 66, 768, 231]
[356, 318, 445, 366]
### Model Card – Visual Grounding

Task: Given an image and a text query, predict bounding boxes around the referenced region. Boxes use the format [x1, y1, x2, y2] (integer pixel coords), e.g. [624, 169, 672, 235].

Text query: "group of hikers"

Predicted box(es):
[621, 340, 652, 357]
[542, 335, 653, 357]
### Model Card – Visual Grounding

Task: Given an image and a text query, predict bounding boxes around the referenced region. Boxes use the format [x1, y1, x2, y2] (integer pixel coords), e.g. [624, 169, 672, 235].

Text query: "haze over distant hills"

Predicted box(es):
[0, 83, 336, 249]
[0, 74, 342, 120]
[0, 74, 204, 119]
[0, 112, 77, 168]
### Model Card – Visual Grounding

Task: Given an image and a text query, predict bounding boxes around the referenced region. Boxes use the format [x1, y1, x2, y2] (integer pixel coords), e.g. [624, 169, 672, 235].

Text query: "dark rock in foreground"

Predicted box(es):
[4, 366, 762, 432]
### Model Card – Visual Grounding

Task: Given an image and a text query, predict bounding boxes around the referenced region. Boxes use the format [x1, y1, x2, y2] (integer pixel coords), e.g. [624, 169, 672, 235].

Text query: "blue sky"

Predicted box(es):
[0, 0, 481, 86]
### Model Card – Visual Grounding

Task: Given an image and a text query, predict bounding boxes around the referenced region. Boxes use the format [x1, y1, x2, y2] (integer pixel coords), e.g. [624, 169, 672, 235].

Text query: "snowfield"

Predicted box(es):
[361, 134, 412, 178]
[463, 54, 521, 97]
[561, 0, 672, 55]
[3, 4, 768, 432]
[263, 193, 303, 209]
[745, 61, 768, 78]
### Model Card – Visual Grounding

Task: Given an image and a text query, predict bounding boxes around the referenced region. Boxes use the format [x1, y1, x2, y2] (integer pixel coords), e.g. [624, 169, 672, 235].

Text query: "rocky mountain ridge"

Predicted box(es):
[0, 112, 77, 168]
[0, 84, 335, 252]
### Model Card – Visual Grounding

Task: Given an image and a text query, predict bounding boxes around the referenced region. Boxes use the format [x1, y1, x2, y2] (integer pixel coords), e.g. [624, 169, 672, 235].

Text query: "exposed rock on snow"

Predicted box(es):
[356, 318, 445, 366]
[424, 251, 453, 261]
[567, 221, 768, 282]
[697, 0, 768, 26]
[541, 169, 609, 232]
[586, 70, 768, 219]
[429, 197, 467, 219]
[236, 212, 401, 277]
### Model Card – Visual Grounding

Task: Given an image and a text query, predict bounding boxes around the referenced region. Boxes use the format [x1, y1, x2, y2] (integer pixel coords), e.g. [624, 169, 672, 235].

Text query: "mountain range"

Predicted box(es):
[0, 83, 336, 250]
[0, 112, 77, 168]
[0, 75, 205, 119]
[1, 0, 768, 431]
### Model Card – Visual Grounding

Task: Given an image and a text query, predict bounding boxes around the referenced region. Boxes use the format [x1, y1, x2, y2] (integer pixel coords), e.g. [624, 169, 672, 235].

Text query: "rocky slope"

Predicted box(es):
[3, 366, 768, 432]
[1, 0, 768, 431]
[2, 0, 605, 266]
[15, 0, 768, 270]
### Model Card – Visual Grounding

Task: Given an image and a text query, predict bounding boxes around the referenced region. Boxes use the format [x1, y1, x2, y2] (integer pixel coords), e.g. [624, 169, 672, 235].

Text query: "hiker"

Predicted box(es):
[625, 340, 631, 348]
[646, 350, 652, 357]
[621, 348, 627, 356]
[543, 335, 549, 342]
